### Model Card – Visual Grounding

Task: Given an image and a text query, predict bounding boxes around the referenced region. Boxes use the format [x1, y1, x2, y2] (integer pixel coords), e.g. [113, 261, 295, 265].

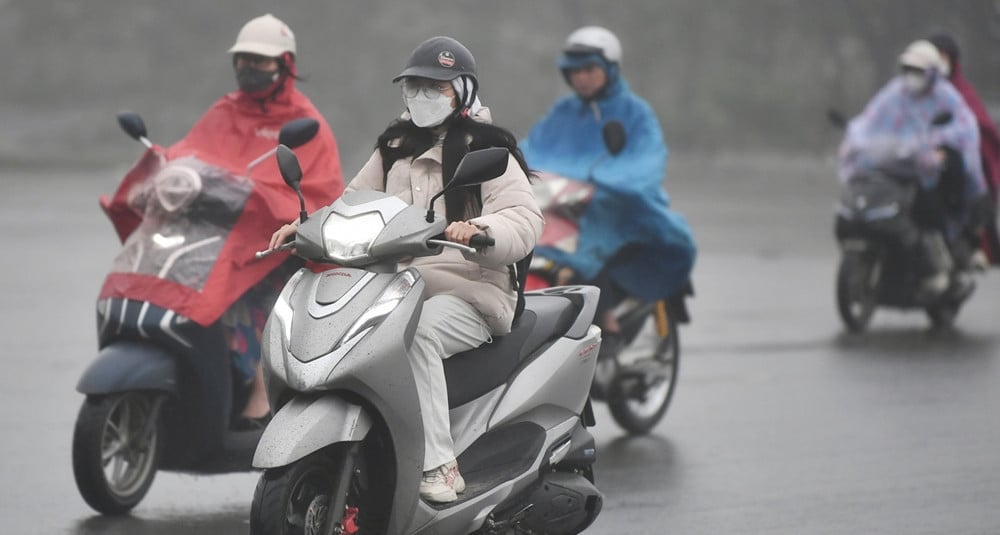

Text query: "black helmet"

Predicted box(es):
[394, 36, 479, 114]
[393, 36, 477, 84]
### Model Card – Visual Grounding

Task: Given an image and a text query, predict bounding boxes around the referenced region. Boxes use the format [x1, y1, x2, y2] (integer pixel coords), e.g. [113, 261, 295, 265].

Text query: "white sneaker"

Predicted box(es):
[920, 272, 949, 295]
[420, 460, 464, 503]
[970, 249, 989, 272]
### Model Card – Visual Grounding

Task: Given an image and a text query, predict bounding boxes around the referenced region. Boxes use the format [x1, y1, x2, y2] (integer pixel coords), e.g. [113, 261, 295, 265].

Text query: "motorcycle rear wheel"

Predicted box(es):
[72, 392, 162, 515]
[836, 252, 878, 332]
[607, 303, 680, 435]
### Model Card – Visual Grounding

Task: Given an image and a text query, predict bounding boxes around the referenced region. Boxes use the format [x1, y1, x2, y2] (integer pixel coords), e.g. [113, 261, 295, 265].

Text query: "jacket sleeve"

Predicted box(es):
[345, 150, 387, 193]
[465, 153, 543, 268]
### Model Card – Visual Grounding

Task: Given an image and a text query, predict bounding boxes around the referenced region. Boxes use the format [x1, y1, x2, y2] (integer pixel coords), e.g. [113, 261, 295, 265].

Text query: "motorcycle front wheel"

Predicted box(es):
[836, 252, 879, 332]
[251, 444, 376, 535]
[607, 301, 680, 435]
[72, 392, 162, 514]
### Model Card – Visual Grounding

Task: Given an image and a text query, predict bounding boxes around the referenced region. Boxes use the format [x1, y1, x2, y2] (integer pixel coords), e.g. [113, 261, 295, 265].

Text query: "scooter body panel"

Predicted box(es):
[253, 187, 603, 535]
[252, 395, 372, 468]
[262, 267, 430, 535]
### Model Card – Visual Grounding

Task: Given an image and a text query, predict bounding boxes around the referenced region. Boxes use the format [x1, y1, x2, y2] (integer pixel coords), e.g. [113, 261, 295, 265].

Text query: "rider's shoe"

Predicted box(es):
[970, 249, 989, 272]
[919, 272, 949, 297]
[945, 271, 976, 301]
[421, 460, 464, 503]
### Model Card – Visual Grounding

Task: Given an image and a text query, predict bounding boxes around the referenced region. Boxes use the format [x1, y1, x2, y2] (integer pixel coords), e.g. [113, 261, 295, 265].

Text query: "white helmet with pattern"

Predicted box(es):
[228, 14, 296, 58]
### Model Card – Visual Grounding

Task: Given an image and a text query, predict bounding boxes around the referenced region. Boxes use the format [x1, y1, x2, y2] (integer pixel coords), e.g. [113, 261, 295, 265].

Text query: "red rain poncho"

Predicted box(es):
[99, 79, 344, 326]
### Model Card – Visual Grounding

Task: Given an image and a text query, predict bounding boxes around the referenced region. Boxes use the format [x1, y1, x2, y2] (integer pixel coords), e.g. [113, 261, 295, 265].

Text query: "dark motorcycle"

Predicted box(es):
[830, 110, 976, 331]
[525, 122, 693, 435]
[72, 112, 318, 514]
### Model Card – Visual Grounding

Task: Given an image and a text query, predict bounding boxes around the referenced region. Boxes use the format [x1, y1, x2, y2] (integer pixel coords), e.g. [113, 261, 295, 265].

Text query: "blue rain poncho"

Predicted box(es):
[520, 67, 696, 301]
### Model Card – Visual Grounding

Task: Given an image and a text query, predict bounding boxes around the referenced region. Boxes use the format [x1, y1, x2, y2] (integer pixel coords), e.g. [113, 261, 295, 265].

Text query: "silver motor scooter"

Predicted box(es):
[250, 146, 604, 535]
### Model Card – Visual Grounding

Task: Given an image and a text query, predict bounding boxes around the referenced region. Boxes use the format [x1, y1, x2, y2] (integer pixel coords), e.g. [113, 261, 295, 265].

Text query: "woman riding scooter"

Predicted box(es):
[269, 35, 542, 503]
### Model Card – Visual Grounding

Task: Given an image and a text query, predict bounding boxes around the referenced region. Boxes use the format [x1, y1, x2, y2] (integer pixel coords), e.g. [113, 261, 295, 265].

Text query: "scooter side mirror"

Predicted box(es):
[827, 108, 848, 130]
[426, 147, 510, 222]
[276, 144, 303, 189]
[278, 118, 320, 149]
[931, 111, 954, 127]
[450, 147, 510, 189]
[602, 120, 627, 155]
[276, 144, 310, 223]
[117, 111, 150, 142]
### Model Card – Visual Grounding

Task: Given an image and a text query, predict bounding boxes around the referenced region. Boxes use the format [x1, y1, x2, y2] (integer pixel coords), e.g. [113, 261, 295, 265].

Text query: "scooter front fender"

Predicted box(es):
[252, 395, 372, 469]
[76, 340, 177, 395]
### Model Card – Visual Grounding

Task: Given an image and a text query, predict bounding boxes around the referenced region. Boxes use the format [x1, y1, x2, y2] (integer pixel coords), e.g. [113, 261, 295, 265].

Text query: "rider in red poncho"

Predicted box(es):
[929, 32, 1000, 266]
[100, 14, 345, 426]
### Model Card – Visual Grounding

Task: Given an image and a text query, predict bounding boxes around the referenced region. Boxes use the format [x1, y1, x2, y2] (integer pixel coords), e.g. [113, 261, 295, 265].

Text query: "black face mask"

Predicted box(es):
[235, 67, 279, 94]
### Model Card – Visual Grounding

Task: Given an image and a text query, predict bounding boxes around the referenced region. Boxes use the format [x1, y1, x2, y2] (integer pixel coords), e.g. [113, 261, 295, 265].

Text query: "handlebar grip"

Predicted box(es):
[469, 234, 495, 248]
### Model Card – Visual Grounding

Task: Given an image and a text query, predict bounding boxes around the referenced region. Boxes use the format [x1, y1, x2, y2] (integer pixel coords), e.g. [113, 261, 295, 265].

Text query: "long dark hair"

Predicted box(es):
[375, 115, 532, 222]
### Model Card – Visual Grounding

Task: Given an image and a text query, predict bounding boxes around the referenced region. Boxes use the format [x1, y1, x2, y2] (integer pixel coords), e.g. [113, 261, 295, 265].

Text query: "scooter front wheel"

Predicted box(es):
[250, 446, 364, 535]
[607, 302, 680, 435]
[72, 392, 162, 514]
[836, 252, 879, 332]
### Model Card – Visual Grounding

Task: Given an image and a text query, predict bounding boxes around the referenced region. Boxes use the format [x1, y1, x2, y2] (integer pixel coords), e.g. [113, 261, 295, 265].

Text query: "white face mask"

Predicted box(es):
[902, 72, 929, 95]
[404, 92, 455, 128]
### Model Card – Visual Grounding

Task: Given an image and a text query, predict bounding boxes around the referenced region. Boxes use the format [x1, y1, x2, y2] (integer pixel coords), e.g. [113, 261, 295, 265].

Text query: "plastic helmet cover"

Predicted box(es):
[563, 26, 622, 64]
[228, 14, 296, 58]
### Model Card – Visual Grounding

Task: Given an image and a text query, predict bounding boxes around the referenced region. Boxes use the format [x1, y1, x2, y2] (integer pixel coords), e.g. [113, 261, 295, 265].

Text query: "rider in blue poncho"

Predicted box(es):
[520, 26, 696, 336]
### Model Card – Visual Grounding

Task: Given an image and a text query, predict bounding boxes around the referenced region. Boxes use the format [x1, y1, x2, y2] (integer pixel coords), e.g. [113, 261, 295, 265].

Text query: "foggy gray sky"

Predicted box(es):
[3, 0, 999, 172]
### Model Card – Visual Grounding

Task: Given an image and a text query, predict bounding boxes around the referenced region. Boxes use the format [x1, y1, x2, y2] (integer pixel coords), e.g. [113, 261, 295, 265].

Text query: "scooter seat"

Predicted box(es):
[444, 294, 581, 408]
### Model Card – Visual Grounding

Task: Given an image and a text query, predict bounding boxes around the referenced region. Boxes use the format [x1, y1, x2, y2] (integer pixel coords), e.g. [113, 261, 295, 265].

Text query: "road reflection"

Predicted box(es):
[74, 509, 249, 535]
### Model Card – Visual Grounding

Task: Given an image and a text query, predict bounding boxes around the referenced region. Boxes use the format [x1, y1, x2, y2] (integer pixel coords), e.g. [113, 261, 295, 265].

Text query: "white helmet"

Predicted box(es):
[228, 14, 296, 58]
[898, 39, 944, 72]
[564, 26, 622, 64]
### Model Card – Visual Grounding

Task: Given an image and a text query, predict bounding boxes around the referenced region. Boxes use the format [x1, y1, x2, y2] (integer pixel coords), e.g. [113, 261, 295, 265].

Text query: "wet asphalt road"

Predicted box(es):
[1, 155, 998, 534]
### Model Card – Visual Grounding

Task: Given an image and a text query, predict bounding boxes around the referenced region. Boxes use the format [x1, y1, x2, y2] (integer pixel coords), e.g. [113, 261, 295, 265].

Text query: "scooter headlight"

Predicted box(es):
[321, 211, 385, 263]
[153, 164, 202, 213]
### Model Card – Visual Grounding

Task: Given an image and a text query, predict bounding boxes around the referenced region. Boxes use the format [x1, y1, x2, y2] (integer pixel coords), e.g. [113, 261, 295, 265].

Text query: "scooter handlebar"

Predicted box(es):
[469, 234, 495, 248]
[426, 233, 493, 254]
[254, 241, 295, 260]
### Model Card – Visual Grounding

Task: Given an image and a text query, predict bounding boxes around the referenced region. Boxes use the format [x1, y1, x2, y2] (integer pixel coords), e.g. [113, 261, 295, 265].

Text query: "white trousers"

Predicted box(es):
[410, 295, 492, 470]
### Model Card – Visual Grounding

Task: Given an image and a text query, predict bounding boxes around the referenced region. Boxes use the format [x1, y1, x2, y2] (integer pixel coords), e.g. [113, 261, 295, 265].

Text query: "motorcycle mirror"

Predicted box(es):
[116, 111, 153, 148]
[826, 108, 848, 130]
[451, 147, 509, 189]
[425, 147, 509, 222]
[278, 118, 320, 149]
[931, 111, 954, 127]
[602, 121, 627, 155]
[276, 144, 309, 222]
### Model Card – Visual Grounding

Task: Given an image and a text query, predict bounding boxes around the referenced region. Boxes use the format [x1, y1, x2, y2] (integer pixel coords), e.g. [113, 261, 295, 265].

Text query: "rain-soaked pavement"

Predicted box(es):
[1, 154, 998, 534]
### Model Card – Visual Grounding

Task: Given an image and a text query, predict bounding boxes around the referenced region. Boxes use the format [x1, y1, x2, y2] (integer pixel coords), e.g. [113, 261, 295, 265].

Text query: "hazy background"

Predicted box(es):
[3, 0, 1000, 173]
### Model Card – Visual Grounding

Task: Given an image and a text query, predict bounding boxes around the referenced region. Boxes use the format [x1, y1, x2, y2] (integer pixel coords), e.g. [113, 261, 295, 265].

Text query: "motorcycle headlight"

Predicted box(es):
[153, 164, 202, 213]
[863, 202, 900, 221]
[321, 211, 385, 263]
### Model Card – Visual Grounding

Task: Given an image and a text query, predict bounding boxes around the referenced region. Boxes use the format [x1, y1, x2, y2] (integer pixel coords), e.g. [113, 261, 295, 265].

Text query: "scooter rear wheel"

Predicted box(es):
[72, 392, 162, 514]
[607, 303, 680, 435]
